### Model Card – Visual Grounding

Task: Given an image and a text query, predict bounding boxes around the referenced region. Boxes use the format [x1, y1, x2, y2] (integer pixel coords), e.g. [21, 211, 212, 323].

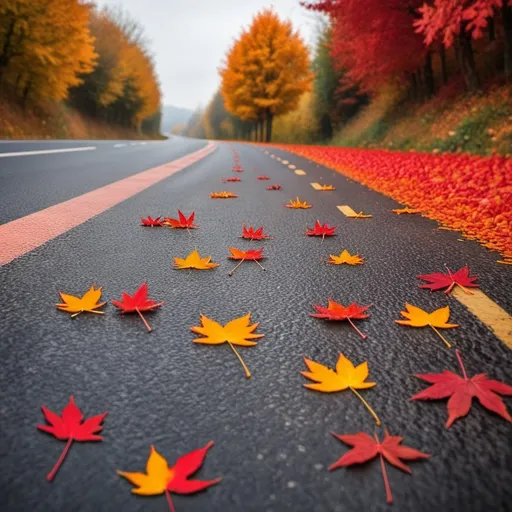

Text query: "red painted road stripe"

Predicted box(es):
[0, 142, 216, 265]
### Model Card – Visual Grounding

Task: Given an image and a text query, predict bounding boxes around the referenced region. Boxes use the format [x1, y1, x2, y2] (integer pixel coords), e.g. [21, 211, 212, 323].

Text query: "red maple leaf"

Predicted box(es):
[305, 220, 337, 239]
[37, 396, 107, 482]
[141, 216, 164, 227]
[232, 165, 243, 172]
[411, 349, 512, 427]
[164, 210, 198, 229]
[257, 175, 270, 180]
[227, 247, 265, 275]
[118, 441, 220, 510]
[240, 224, 270, 240]
[222, 177, 241, 182]
[417, 265, 478, 294]
[267, 184, 281, 190]
[329, 430, 430, 504]
[310, 298, 370, 339]
[112, 283, 164, 332]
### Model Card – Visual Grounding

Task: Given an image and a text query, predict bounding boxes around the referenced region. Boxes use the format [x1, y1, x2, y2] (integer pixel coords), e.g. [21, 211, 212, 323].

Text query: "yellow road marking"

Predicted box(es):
[288, 164, 296, 169]
[281, 160, 289, 164]
[453, 288, 512, 349]
[310, 182, 322, 190]
[270, 154, 275, 158]
[276, 157, 281, 161]
[337, 205, 372, 218]
[295, 170, 306, 176]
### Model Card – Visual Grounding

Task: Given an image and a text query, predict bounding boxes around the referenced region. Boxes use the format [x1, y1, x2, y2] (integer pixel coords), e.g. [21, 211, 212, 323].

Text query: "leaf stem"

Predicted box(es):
[136, 307, 152, 333]
[348, 318, 367, 339]
[228, 342, 251, 378]
[350, 388, 381, 425]
[455, 350, 468, 380]
[430, 325, 452, 349]
[379, 449, 393, 504]
[228, 258, 245, 276]
[46, 437, 72, 482]
[70, 311, 82, 318]
[165, 490, 176, 512]
[254, 260, 266, 271]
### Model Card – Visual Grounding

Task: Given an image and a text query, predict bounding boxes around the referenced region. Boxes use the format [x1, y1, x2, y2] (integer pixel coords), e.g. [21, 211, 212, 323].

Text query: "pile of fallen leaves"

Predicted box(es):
[269, 144, 512, 258]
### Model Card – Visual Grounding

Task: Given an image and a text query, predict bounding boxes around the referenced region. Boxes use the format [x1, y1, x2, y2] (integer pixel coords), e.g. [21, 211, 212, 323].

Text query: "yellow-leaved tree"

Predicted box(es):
[220, 9, 313, 141]
[0, 0, 97, 102]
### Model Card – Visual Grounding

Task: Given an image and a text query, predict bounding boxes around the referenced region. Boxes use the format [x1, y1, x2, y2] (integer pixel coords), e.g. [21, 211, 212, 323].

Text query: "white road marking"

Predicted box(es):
[114, 143, 127, 148]
[0, 146, 96, 158]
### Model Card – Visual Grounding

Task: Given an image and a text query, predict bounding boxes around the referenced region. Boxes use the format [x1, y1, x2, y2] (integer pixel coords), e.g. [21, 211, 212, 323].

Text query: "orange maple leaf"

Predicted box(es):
[210, 191, 238, 199]
[285, 197, 312, 209]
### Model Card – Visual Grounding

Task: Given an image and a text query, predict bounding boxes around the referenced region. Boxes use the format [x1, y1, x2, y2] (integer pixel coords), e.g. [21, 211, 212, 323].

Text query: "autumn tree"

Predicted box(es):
[0, 0, 97, 103]
[312, 22, 367, 139]
[304, 1, 429, 95]
[220, 9, 313, 142]
[70, 7, 161, 131]
[416, 1, 512, 88]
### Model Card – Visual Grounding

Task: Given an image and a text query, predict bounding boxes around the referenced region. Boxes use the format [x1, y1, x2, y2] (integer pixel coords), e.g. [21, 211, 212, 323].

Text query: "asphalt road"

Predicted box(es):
[0, 137, 511, 512]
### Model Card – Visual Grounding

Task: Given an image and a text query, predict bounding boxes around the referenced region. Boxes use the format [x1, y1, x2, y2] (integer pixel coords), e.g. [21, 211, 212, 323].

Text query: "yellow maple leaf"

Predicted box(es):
[326, 250, 364, 266]
[319, 184, 335, 190]
[285, 196, 312, 209]
[173, 249, 218, 270]
[349, 211, 372, 218]
[56, 285, 106, 317]
[395, 303, 458, 348]
[191, 313, 264, 378]
[392, 207, 422, 215]
[302, 353, 380, 425]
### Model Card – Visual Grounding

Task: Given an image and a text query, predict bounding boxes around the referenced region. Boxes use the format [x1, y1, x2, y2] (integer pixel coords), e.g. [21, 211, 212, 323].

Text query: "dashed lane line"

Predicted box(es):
[295, 170, 306, 176]
[310, 182, 322, 190]
[453, 289, 512, 349]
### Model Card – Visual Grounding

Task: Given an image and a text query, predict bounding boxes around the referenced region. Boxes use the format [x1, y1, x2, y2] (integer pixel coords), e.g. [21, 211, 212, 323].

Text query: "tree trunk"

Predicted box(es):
[439, 45, 448, 85]
[424, 51, 435, 96]
[22, 79, 32, 107]
[503, 2, 512, 80]
[259, 120, 264, 142]
[265, 113, 273, 142]
[488, 16, 495, 42]
[457, 32, 479, 91]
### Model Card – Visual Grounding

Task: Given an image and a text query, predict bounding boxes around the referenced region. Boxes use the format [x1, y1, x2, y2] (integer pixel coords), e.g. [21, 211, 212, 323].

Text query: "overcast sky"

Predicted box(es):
[95, 1, 317, 110]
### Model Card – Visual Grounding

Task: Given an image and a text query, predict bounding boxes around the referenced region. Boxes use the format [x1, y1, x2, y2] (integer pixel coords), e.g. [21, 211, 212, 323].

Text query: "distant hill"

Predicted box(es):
[161, 105, 193, 134]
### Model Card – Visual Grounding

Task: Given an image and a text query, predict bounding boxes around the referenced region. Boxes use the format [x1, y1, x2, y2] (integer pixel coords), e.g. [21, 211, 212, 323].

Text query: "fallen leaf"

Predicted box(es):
[349, 211, 372, 218]
[396, 303, 458, 348]
[302, 353, 380, 424]
[118, 442, 220, 511]
[257, 175, 270, 180]
[417, 265, 479, 294]
[164, 211, 198, 229]
[210, 191, 238, 199]
[141, 216, 165, 226]
[305, 220, 337, 239]
[232, 165, 243, 172]
[222, 177, 241, 183]
[227, 247, 265, 275]
[310, 298, 370, 339]
[285, 197, 312, 209]
[112, 283, 163, 332]
[267, 184, 282, 190]
[38, 396, 107, 482]
[392, 207, 422, 215]
[319, 184, 335, 190]
[191, 313, 263, 378]
[240, 224, 270, 240]
[325, 250, 364, 265]
[411, 349, 512, 427]
[56, 285, 106, 318]
[173, 249, 218, 270]
[329, 430, 430, 504]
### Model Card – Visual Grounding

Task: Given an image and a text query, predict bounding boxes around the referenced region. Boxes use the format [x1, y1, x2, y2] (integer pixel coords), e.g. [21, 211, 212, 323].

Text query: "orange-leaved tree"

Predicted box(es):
[0, 0, 97, 103]
[220, 9, 313, 142]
